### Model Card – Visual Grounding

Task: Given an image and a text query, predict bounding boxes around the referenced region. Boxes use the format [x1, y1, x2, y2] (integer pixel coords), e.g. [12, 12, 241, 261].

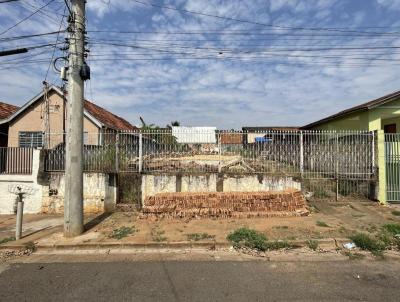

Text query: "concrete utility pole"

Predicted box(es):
[64, 0, 86, 237]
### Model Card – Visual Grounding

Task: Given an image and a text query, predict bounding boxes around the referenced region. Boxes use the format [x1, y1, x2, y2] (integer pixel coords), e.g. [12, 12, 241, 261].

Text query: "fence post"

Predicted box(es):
[115, 133, 119, 173]
[139, 132, 143, 173]
[372, 130, 376, 172]
[335, 132, 339, 201]
[218, 132, 222, 173]
[300, 131, 304, 177]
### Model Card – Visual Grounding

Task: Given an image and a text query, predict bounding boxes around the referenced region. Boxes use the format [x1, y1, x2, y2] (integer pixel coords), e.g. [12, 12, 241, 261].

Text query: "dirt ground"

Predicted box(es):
[26, 199, 400, 247]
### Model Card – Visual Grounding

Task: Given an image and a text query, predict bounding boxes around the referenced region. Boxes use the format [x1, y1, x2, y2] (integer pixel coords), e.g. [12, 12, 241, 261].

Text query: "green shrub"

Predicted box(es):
[227, 228, 268, 251]
[227, 228, 299, 252]
[307, 239, 319, 251]
[350, 233, 386, 255]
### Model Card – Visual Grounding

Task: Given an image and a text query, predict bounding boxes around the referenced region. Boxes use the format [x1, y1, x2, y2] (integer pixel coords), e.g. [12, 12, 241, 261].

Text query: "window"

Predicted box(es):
[84, 131, 89, 145]
[19, 131, 43, 148]
[384, 124, 397, 134]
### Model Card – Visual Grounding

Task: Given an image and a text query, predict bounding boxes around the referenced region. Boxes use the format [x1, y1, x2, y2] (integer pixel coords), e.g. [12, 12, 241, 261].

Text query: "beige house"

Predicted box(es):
[0, 86, 135, 148]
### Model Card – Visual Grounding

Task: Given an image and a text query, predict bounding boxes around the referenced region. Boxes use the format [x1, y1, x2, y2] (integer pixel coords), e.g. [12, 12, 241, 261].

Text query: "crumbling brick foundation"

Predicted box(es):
[141, 190, 309, 219]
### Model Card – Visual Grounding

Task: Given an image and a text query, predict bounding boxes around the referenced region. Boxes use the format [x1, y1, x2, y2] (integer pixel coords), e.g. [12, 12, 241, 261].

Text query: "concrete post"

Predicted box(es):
[64, 0, 86, 237]
[15, 194, 24, 240]
[377, 130, 387, 204]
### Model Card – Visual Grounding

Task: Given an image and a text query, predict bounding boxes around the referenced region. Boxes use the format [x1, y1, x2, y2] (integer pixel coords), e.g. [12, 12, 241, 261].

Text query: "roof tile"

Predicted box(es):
[0, 102, 19, 120]
[84, 100, 136, 131]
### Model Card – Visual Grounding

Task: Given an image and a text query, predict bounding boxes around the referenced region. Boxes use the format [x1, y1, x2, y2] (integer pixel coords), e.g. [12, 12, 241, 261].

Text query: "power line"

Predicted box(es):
[88, 29, 400, 37]
[45, 6, 66, 81]
[89, 41, 400, 53]
[0, 0, 56, 36]
[0, 30, 67, 42]
[128, 0, 400, 35]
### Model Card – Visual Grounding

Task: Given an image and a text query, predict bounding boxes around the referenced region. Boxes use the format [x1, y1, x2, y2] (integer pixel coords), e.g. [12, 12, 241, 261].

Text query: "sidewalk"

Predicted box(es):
[1, 200, 399, 256]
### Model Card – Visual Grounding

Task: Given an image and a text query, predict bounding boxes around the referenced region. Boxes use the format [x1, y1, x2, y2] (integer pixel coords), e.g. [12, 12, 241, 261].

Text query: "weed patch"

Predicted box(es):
[343, 251, 366, 260]
[306, 240, 319, 251]
[227, 228, 267, 251]
[151, 225, 167, 242]
[0, 237, 15, 245]
[382, 223, 400, 235]
[316, 221, 329, 228]
[186, 233, 215, 241]
[265, 241, 296, 250]
[24, 241, 37, 252]
[391, 210, 400, 216]
[109, 226, 137, 239]
[273, 226, 289, 230]
[314, 188, 329, 199]
[227, 228, 297, 252]
[349, 233, 386, 256]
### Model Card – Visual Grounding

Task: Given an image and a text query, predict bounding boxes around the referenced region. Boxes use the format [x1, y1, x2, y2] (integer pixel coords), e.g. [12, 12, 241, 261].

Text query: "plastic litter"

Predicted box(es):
[343, 242, 356, 250]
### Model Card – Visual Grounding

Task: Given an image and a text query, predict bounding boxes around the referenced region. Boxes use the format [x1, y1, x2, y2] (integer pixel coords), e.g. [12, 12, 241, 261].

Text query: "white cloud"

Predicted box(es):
[376, 0, 400, 10]
[1, 0, 400, 129]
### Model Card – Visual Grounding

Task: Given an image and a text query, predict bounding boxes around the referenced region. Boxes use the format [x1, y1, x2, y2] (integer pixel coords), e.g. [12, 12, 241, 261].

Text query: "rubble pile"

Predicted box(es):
[142, 190, 309, 219]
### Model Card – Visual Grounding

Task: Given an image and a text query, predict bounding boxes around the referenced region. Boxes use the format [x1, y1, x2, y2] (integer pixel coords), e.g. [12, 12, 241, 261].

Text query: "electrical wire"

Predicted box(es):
[45, 7, 66, 81]
[0, 0, 57, 36]
[88, 29, 400, 37]
[128, 0, 400, 35]
[0, 31, 67, 42]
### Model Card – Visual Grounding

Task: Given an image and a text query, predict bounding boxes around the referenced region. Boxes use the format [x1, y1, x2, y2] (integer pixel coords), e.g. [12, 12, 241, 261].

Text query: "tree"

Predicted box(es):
[166, 121, 181, 129]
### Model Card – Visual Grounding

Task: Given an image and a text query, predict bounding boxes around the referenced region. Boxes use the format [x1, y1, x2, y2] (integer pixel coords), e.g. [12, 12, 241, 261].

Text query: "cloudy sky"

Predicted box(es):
[1, 0, 400, 129]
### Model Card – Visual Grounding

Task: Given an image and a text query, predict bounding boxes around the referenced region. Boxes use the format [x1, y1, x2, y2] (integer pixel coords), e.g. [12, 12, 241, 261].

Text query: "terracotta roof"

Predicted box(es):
[242, 126, 300, 131]
[220, 133, 243, 144]
[0, 102, 19, 120]
[84, 100, 136, 131]
[303, 89, 400, 129]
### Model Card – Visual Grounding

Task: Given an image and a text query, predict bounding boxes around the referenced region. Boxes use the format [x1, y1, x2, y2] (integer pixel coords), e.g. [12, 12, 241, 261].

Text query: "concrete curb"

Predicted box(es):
[0, 238, 350, 252]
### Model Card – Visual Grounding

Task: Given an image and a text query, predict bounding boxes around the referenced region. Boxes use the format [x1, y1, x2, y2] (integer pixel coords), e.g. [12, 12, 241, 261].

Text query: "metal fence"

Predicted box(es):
[0, 147, 33, 175]
[43, 129, 375, 178]
[41, 130, 378, 199]
[385, 133, 400, 202]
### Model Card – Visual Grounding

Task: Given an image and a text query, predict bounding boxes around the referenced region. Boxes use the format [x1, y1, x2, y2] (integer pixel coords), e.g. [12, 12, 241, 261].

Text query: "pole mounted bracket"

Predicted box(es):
[80, 63, 90, 81]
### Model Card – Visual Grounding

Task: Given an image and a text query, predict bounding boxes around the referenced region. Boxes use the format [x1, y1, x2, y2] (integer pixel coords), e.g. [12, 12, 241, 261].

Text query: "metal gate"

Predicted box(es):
[385, 134, 400, 202]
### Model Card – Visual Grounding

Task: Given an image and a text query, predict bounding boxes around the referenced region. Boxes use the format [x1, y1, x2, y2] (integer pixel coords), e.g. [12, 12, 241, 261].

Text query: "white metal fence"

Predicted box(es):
[43, 129, 376, 184]
[385, 133, 400, 202]
[40, 129, 378, 199]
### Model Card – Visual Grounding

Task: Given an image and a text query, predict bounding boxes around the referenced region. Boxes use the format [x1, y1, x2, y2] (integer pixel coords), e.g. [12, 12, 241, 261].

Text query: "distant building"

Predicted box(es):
[172, 126, 217, 144]
[241, 127, 300, 144]
[0, 86, 135, 148]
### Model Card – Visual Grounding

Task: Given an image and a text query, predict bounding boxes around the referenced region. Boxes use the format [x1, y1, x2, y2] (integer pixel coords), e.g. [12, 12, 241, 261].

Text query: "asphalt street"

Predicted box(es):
[1, 258, 399, 301]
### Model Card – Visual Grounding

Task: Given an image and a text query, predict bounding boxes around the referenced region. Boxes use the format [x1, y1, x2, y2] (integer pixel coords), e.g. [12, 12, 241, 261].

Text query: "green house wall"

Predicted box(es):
[309, 97, 400, 132]
[308, 97, 400, 204]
